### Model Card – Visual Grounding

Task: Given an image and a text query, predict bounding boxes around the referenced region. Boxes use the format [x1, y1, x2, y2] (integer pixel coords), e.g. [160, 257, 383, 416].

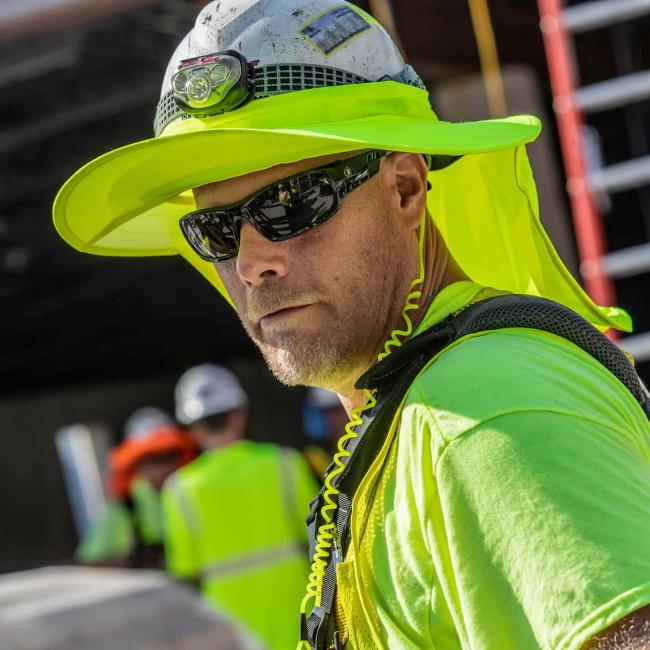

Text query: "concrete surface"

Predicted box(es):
[0, 566, 263, 650]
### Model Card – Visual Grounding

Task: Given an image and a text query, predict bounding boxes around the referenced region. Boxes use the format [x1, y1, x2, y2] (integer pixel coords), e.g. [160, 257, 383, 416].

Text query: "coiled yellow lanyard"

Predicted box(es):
[298, 215, 427, 649]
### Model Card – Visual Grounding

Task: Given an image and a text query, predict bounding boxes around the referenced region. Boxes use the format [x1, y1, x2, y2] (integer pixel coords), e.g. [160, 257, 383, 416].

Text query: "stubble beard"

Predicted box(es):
[242, 306, 373, 388]
[239, 252, 405, 390]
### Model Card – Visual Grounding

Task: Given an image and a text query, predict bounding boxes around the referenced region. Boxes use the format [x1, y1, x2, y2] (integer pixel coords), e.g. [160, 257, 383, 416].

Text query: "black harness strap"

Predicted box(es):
[300, 294, 650, 649]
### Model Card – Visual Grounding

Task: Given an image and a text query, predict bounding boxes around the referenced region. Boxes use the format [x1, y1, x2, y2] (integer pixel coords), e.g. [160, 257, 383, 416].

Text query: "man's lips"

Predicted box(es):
[258, 304, 313, 326]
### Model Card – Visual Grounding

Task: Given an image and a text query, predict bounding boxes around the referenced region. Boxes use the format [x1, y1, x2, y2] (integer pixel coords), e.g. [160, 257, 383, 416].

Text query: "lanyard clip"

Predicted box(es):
[332, 536, 343, 565]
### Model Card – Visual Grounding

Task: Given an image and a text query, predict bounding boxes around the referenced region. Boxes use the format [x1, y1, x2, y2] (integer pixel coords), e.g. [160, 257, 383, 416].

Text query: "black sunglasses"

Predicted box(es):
[180, 150, 389, 262]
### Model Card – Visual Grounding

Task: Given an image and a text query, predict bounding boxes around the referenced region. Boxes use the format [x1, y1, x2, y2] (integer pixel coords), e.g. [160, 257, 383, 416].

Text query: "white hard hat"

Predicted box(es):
[175, 364, 248, 426]
[154, 0, 424, 135]
[124, 407, 174, 441]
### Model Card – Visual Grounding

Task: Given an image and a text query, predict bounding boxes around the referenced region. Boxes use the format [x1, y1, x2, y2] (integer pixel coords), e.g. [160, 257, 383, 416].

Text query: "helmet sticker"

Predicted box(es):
[300, 5, 371, 56]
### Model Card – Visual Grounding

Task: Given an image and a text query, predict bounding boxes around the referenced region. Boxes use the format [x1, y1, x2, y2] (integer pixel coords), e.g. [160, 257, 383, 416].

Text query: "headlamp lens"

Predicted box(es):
[210, 64, 230, 85]
[171, 52, 246, 114]
[172, 72, 187, 94]
[186, 73, 211, 102]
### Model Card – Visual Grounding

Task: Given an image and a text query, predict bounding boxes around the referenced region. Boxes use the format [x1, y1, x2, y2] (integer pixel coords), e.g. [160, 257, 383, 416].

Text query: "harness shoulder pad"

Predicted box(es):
[359, 293, 650, 418]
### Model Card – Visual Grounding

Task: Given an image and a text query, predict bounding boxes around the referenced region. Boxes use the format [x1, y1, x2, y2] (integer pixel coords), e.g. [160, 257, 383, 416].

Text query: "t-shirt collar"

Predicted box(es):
[414, 281, 486, 337]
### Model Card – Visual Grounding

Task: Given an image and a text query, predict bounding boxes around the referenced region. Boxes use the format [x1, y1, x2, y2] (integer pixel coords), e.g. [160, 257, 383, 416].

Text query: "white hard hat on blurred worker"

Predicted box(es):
[175, 364, 248, 426]
[124, 406, 174, 440]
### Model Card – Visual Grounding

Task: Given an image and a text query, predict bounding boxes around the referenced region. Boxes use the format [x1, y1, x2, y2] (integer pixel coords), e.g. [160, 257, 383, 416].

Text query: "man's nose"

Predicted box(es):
[236, 221, 289, 286]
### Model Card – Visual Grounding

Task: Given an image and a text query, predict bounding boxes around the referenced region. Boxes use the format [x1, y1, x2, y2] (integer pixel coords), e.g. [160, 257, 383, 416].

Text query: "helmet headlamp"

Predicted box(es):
[157, 49, 427, 137]
[171, 50, 252, 115]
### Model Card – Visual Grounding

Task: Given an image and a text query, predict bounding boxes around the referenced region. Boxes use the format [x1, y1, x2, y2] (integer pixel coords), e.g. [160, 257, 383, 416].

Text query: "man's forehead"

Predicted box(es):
[192, 149, 366, 208]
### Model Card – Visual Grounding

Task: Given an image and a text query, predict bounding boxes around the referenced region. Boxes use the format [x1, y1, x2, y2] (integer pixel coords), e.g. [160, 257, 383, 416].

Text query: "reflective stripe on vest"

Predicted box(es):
[165, 474, 201, 533]
[201, 541, 305, 581]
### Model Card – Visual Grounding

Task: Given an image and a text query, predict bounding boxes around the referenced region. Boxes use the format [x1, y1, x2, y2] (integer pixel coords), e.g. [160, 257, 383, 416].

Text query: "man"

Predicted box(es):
[162, 363, 318, 650]
[54, 1, 650, 648]
[77, 407, 196, 568]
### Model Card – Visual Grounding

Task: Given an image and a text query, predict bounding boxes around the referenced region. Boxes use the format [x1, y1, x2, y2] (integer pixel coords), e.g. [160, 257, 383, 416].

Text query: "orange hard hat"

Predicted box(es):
[108, 425, 197, 499]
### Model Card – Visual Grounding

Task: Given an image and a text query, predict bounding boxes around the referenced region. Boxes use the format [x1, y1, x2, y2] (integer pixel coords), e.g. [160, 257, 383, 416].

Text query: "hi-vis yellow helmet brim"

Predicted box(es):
[52, 81, 631, 332]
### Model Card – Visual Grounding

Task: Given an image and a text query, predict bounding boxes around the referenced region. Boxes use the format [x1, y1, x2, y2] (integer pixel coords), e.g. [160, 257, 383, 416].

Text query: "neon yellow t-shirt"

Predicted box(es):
[339, 281, 650, 650]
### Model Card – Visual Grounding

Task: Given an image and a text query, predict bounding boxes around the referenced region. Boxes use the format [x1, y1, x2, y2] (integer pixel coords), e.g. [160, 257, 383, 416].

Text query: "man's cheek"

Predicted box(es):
[215, 264, 240, 299]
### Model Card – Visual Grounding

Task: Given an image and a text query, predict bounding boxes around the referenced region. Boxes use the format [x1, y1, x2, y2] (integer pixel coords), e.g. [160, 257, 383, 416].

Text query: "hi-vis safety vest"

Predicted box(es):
[76, 477, 163, 566]
[162, 439, 319, 650]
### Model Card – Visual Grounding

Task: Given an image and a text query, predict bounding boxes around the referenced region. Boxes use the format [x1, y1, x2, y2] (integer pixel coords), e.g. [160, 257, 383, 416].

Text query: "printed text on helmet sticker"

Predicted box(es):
[300, 6, 371, 57]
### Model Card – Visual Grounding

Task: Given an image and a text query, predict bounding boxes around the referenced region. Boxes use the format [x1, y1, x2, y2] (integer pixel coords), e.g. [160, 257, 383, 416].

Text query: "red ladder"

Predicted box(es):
[538, 0, 650, 354]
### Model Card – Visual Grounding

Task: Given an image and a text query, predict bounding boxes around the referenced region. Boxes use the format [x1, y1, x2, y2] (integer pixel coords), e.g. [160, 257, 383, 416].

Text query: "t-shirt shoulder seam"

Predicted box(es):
[409, 380, 451, 447]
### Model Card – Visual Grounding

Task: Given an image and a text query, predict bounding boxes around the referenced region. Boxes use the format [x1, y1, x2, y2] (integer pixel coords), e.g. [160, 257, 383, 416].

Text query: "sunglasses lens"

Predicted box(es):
[248, 172, 336, 238]
[182, 211, 238, 260]
[181, 171, 342, 261]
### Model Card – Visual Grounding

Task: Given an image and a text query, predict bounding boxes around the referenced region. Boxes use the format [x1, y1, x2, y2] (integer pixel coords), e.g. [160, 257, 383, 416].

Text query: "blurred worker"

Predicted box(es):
[302, 388, 349, 480]
[162, 364, 318, 650]
[76, 407, 196, 569]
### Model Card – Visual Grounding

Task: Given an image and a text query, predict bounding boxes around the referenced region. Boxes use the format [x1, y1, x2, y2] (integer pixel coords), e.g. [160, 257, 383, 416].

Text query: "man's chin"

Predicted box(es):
[256, 338, 357, 388]
[259, 345, 324, 386]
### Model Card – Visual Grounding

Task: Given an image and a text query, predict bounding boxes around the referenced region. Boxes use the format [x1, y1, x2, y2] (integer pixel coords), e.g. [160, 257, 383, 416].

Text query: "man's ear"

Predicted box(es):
[390, 153, 429, 230]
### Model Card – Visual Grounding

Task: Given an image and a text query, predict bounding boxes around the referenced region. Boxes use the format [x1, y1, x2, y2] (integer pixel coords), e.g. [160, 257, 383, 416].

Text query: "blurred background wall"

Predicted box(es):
[1, 0, 649, 572]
